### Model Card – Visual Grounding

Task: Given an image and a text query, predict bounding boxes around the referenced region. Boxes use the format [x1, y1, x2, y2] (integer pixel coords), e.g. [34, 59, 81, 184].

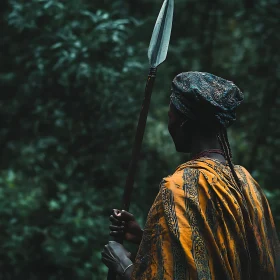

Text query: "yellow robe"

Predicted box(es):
[131, 158, 280, 280]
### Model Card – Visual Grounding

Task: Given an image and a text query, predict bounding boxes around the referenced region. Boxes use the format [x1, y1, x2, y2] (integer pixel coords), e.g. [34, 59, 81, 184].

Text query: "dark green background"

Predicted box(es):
[0, 0, 279, 279]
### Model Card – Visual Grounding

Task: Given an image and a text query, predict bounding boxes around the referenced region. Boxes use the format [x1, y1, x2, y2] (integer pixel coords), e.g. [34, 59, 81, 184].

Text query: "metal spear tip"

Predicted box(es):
[148, 0, 174, 68]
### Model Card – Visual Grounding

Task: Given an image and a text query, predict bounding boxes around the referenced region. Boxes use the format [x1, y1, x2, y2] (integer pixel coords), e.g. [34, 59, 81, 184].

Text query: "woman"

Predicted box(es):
[101, 72, 280, 280]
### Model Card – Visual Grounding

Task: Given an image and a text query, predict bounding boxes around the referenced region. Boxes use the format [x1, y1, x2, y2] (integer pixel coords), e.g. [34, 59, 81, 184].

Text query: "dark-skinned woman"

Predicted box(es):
[102, 72, 280, 280]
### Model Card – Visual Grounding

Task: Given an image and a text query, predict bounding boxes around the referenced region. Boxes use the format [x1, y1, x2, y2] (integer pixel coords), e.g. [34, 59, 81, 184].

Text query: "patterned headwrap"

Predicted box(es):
[170, 71, 244, 128]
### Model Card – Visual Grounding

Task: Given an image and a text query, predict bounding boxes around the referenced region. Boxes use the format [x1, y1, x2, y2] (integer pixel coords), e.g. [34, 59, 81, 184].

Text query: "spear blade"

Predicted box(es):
[148, 0, 174, 68]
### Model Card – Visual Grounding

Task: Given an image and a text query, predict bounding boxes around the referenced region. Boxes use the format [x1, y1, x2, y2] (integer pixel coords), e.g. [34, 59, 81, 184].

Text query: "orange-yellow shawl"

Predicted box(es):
[132, 158, 280, 280]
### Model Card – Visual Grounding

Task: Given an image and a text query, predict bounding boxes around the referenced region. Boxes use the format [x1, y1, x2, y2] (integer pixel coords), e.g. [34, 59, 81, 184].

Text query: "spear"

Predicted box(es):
[107, 0, 174, 278]
[122, 0, 174, 213]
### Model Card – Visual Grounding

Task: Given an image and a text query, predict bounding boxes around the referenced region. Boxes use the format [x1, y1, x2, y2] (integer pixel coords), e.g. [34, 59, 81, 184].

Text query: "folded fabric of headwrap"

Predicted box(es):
[170, 71, 244, 128]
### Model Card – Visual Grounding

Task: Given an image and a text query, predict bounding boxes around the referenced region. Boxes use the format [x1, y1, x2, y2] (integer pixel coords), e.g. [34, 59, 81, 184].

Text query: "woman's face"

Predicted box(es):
[168, 103, 192, 153]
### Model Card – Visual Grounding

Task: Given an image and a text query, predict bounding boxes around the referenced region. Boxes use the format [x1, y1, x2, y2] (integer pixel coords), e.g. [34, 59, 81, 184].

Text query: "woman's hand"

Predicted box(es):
[101, 241, 133, 279]
[109, 209, 143, 245]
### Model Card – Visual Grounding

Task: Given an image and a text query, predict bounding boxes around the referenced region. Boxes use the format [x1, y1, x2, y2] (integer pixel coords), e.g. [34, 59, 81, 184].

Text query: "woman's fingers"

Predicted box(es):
[109, 215, 122, 226]
[119, 210, 134, 221]
[109, 224, 124, 237]
[112, 209, 134, 222]
[109, 225, 124, 231]
[110, 230, 124, 237]
[112, 209, 122, 219]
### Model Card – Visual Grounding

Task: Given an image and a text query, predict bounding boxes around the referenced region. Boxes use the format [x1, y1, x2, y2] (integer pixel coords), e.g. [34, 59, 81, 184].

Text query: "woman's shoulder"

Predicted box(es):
[234, 165, 260, 187]
[161, 165, 201, 193]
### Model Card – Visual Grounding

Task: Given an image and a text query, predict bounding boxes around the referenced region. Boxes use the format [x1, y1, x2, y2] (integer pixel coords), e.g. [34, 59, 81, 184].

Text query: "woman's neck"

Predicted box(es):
[190, 134, 226, 164]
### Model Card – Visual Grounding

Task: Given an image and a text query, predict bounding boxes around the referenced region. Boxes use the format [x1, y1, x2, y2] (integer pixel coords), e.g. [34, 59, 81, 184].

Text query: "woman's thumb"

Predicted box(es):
[121, 210, 134, 221]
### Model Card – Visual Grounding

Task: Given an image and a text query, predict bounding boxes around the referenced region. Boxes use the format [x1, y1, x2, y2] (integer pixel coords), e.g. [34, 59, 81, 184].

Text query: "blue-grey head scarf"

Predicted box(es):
[170, 71, 244, 128]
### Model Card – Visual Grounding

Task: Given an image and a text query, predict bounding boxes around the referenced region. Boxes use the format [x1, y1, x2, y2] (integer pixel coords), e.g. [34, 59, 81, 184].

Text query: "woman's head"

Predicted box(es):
[168, 71, 244, 153]
[170, 71, 244, 128]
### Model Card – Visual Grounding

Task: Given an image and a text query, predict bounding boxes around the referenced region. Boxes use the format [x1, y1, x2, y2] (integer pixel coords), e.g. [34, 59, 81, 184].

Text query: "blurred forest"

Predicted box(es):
[0, 0, 279, 279]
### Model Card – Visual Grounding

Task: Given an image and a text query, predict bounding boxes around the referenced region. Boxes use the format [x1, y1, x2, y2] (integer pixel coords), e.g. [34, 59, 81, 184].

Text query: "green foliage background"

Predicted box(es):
[0, 0, 279, 279]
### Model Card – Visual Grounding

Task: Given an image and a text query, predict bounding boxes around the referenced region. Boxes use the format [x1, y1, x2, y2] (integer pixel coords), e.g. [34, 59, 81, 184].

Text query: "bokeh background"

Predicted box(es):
[0, 0, 279, 279]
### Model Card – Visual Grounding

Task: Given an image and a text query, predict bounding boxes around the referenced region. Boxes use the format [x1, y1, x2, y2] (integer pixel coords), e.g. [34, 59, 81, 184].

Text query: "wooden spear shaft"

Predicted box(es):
[122, 67, 157, 211]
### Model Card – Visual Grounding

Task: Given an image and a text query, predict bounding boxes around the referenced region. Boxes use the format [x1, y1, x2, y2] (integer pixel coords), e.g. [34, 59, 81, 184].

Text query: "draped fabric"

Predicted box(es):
[131, 158, 280, 280]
